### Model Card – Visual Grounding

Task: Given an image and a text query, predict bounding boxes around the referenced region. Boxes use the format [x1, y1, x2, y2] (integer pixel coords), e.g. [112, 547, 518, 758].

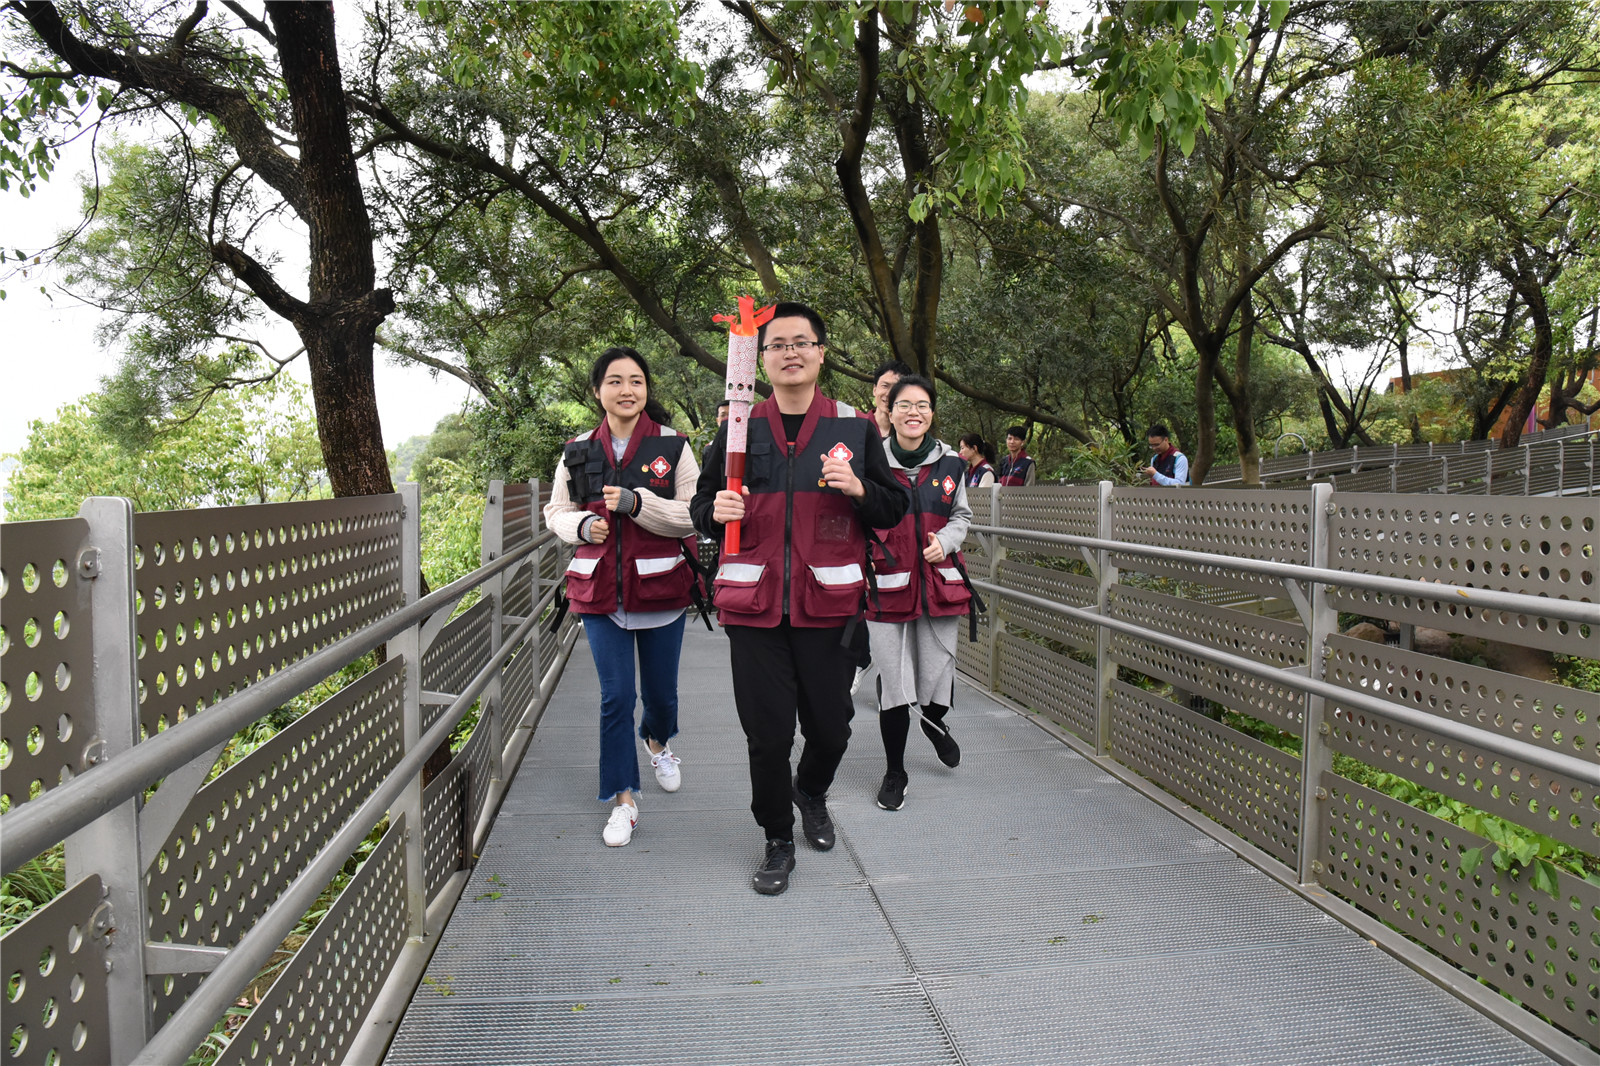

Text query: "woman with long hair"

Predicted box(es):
[543, 347, 700, 846]
[867, 375, 975, 811]
[957, 432, 996, 488]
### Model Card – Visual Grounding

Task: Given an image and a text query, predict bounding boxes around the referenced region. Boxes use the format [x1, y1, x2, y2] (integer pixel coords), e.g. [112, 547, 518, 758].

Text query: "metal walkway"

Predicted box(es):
[385, 623, 1556, 1066]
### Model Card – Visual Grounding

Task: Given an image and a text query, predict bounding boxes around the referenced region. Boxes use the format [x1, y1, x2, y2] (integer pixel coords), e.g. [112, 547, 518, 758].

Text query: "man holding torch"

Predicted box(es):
[693, 301, 908, 895]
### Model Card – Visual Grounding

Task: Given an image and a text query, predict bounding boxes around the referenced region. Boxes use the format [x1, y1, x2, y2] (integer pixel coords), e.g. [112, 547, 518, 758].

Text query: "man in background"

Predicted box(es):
[1141, 423, 1189, 486]
[996, 425, 1036, 486]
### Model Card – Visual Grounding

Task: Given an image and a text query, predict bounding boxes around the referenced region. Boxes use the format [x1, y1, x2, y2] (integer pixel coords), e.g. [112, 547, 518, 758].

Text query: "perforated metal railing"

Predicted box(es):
[1, 480, 580, 1066]
[1202, 424, 1597, 495]
[5, 480, 1597, 1064]
[961, 482, 1597, 1060]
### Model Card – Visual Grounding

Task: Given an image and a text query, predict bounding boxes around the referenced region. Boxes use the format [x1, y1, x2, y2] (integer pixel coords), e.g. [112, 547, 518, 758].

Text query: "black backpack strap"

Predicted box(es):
[679, 541, 715, 632]
[948, 553, 987, 642]
[547, 583, 571, 634]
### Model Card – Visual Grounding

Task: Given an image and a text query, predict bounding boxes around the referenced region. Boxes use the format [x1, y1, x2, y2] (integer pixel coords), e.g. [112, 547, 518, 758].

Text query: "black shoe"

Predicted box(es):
[752, 838, 795, 895]
[921, 715, 961, 767]
[876, 771, 909, 811]
[792, 779, 836, 851]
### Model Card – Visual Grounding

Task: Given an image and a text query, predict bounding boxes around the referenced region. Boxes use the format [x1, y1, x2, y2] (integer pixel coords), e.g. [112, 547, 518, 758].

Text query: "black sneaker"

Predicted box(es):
[876, 771, 909, 811]
[792, 779, 836, 851]
[921, 716, 961, 767]
[752, 838, 796, 895]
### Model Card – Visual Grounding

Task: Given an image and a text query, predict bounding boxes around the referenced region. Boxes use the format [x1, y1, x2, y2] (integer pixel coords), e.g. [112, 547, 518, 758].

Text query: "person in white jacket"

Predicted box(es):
[543, 347, 700, 848]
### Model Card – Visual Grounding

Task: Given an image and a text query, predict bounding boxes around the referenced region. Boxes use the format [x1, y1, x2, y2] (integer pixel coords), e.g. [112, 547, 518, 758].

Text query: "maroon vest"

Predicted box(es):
[868, 452, 973, 623]
[711, 390, 876, 627]
[561, 414, 696, 615]
[997, 451, 1034, 486]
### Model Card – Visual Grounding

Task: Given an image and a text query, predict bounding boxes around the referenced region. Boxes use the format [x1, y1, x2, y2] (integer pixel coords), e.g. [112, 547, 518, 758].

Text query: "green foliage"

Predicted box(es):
[4, 367, 326, 520]
[1553, 654, 1600, 695]
[1079, 1, 1287, 158]
[420, 457, 485, 592]
[0, 846, 65, 936]
[416, 0, 704, 167]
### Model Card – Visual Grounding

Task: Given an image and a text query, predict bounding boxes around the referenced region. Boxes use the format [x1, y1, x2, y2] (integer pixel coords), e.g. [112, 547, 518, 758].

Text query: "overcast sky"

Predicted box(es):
[0, 127, 471, 466]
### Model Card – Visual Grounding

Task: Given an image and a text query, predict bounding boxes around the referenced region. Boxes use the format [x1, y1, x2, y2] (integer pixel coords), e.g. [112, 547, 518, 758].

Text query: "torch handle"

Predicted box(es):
[723, 450, 747, 556]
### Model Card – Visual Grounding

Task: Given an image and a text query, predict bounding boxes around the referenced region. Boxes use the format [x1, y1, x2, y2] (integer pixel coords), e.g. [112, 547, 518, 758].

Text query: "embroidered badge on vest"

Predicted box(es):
[650, 455, 672, 478]
[941, 475, 956, 495]
[826, 442, 854, 462]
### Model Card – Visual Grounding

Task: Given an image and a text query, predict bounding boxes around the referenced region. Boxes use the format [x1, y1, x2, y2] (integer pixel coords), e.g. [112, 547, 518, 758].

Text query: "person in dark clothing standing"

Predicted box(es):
[692, 302, 909, 895]
[996, 425, 1036, 486]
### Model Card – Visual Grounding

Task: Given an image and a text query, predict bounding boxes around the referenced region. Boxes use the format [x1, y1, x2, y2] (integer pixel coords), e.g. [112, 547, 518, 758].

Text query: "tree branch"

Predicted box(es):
[210, 240, 310, 323]
[932, 368, 1092, 444]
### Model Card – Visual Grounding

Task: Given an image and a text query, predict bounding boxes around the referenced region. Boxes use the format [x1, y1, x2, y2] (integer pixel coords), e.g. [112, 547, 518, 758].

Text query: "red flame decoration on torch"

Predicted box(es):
[712, 296, 775, 555]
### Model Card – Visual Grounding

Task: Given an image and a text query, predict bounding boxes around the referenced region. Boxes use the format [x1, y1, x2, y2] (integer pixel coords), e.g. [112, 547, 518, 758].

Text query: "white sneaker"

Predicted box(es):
[651, 745, 682, 792]
[603, 802, 637, 846]
[850, 665, 870, 697]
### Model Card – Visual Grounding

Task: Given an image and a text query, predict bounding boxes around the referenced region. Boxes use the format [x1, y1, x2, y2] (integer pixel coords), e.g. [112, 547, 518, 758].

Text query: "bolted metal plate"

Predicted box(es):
[922, 937, 1557, 1066]
[131, 495, 404, 738]
[1109, 681, 1301, 867]
[996, 635, 1098, 740]
[1109, 488, 1314, 595]
[998, 560, 1098, 653]
[217, 816, 410, 1066]
[1320, 774, 1598, 1047]
[421, 598, 491, 730]
[1326, 493, 1596, 655]
[1109, 584, 1306, 670]
[388, 984, 960, 1066]
[1325, 636, 1597, 853]
[872, 860, 1352, 978]
[0, 517, 96, 809]
[1108, 624, 1303, 727]
[144, 657, 404, 1025]
[0, 874, 111, 1066]
[997, 484, 1100, 539]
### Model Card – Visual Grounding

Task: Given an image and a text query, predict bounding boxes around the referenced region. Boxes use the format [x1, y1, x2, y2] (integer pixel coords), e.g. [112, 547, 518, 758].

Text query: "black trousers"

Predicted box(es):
[726, 621, 856, 840]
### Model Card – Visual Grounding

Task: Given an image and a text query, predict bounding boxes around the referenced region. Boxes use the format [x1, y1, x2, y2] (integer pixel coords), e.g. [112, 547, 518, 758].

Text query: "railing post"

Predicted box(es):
[391, 482, 428, 941]
[986, 481, 1004, 693]
[482, 481, 506, 786]
[1093, 481, 1117, 757]
[523, 478, 545, 710]
[1297, 483, 1337, 887]
[63, 497, 149, 1063]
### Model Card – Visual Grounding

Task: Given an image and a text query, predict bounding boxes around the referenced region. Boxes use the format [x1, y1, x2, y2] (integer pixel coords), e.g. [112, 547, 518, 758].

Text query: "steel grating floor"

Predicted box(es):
[384, 623, 1557, 1066]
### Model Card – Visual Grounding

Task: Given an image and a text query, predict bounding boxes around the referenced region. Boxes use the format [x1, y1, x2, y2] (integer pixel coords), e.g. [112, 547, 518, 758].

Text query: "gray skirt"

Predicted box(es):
[866, 615, 959, 709]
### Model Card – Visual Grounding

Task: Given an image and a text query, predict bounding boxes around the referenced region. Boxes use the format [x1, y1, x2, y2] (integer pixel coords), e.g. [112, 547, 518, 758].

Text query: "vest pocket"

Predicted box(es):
[870, 567, 918, 615]
[926, 560, 973, 611]
[712, 561, 772, 615]
[563, 552, 612, 610]
[634, 554, 693, 605]
[796, 561, 866, 621]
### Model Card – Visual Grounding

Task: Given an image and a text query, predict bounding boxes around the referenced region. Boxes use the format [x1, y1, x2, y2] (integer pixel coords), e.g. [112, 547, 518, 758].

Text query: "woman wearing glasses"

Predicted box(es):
[544, 347, 700, 847]
[865, 374, 975, 811]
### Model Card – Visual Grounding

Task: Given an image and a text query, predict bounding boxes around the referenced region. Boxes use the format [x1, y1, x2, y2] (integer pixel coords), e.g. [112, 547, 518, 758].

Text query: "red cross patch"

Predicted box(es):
[826, 443, 854, 463]
[649, 455, 672, 478]
[941, 476, 956, 494]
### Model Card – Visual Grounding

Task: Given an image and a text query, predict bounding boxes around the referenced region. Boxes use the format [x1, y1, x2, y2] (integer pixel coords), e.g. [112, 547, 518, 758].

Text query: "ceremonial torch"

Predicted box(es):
[712, 296, 774, 555]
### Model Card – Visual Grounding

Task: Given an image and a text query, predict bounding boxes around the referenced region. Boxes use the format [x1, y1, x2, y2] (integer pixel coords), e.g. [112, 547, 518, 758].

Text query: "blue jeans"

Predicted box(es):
[581, 613, 686, 802]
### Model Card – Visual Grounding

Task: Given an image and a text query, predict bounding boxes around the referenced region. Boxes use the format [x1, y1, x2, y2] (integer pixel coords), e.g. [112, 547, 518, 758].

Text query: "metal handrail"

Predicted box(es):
[970, 579, 1598, 788]
[0, 531, 554, 875]
[967, 524, 1599, 628]
[132, 586, 557, 1066]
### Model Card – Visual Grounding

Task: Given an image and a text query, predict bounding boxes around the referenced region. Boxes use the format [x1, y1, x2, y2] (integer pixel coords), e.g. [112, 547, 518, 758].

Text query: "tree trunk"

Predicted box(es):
[1190, 337, 1221, 485]
[1226, 295, 1262, 486]
[270, 2, 394, 496]
[1498, 259, 1555, 449]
